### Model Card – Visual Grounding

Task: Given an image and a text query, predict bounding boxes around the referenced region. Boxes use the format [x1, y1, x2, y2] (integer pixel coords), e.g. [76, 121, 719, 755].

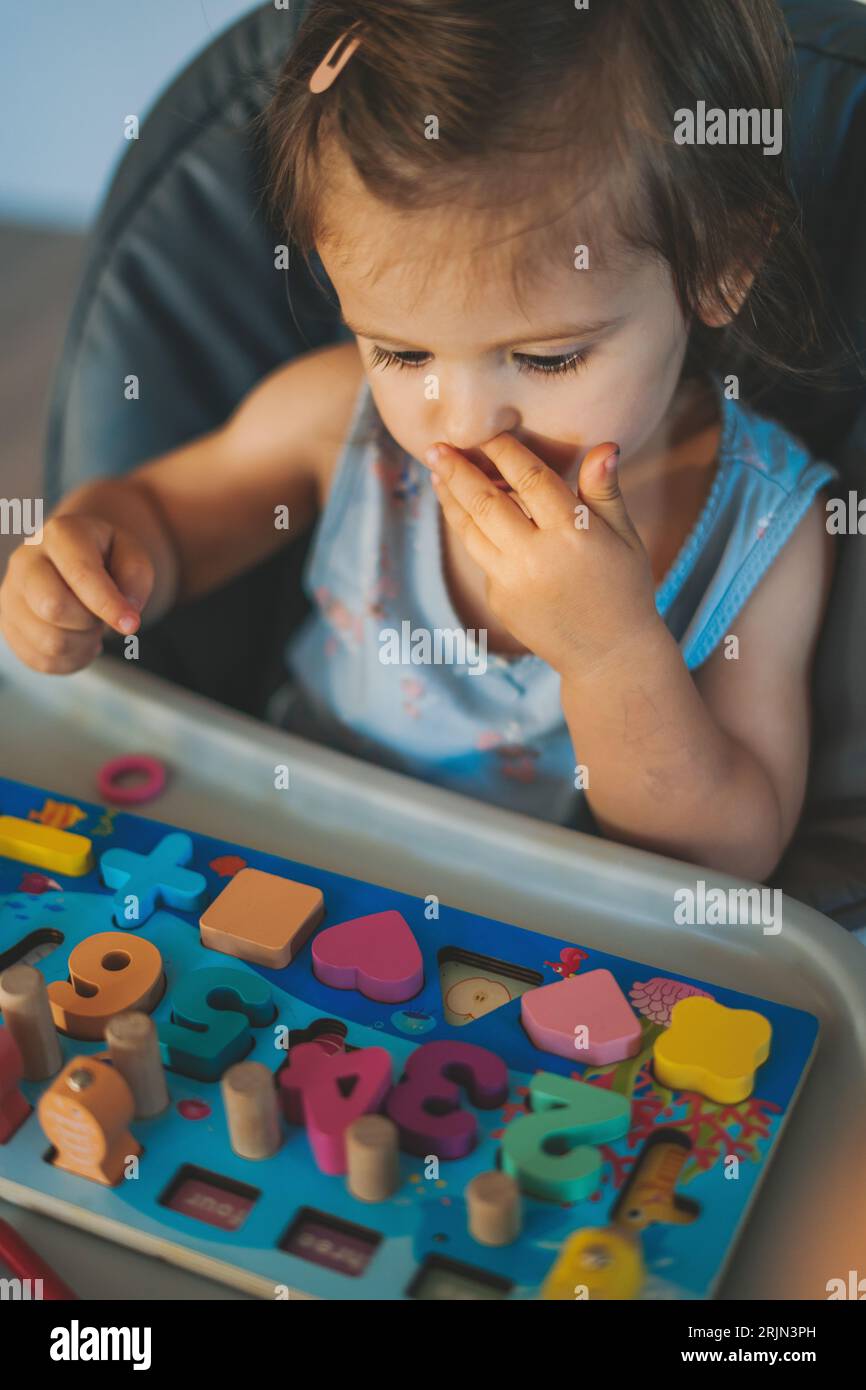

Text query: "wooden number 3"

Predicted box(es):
[386, 1041, 510, 1160]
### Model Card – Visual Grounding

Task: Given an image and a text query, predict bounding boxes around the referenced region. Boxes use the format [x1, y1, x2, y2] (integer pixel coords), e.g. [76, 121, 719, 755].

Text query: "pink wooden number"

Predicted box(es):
[278, 1042, 392, 1174]
[386, 1040, 509, 1159]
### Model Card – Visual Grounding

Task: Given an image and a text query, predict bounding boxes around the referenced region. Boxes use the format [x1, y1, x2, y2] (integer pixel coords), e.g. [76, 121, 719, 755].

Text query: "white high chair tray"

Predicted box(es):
[0, 645, 863, 1300]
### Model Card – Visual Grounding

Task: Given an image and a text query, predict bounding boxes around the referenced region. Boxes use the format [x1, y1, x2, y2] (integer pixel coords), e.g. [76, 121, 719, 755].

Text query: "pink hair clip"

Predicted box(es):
[309, 27, 363, 93]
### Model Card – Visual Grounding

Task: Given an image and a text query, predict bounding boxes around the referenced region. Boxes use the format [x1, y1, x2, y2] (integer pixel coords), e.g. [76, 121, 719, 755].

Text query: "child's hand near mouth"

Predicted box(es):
[423, 435, 659, 680]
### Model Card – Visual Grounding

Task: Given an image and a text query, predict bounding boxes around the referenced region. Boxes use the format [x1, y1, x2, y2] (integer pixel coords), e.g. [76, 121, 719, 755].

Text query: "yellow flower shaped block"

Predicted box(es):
[653, 996, 772, 1103]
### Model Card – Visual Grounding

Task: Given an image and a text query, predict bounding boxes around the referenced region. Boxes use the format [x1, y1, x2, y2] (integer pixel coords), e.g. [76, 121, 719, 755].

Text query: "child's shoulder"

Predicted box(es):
[720, 390, 831, 497]
[671, 386, 838, 672]
[236, 340, 365, 506]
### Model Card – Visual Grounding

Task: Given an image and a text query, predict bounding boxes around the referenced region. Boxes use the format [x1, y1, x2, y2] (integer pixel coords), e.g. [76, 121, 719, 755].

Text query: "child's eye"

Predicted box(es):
[368, 345, 590, 377]
[514, 350, 589, 377]
[369, 345, 428, 371]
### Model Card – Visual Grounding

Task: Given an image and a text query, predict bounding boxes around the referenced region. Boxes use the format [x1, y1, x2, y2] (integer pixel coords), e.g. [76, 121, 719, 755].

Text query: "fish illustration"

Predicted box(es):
[28, 799, 87, 830]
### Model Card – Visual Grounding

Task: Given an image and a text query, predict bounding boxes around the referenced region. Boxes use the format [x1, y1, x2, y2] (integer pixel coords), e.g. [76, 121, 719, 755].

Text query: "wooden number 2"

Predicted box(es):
[501, 1072, 631, 1201]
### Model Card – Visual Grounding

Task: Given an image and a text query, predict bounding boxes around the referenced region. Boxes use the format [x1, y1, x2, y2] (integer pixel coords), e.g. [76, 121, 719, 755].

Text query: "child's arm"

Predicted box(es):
[560, 501, 834, 880]
[423, 435, 833, 881]
[0, 345, 357, 674]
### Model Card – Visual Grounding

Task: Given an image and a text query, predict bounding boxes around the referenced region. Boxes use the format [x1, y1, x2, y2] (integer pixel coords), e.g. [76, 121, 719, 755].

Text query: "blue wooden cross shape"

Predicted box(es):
[100, 832, 208, 926]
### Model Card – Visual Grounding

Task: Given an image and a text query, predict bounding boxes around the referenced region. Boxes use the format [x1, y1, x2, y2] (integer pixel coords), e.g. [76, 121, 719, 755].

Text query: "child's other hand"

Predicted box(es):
[0, 514, 153, 674]
[424, 435, 657, 680]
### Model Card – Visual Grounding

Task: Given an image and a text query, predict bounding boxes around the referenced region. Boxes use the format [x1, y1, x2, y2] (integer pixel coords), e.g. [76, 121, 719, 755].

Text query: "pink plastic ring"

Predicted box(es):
[97, 755, 167, 806]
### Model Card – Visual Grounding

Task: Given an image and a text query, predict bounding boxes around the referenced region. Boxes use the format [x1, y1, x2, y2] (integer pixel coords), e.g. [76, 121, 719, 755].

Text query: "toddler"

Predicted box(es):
[0, 0, 840, 881]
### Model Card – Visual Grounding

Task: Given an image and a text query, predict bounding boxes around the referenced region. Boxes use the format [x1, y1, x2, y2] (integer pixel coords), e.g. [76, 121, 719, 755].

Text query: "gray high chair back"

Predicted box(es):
[44, 1, 866, 927]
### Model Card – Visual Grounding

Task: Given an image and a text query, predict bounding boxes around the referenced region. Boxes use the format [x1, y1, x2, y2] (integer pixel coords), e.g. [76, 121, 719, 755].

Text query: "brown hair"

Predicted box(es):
[261, 0, 842, 394]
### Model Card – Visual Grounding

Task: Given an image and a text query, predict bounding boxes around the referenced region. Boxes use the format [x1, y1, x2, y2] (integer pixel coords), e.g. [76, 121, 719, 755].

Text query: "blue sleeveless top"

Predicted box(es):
[272, 380, 837, 829]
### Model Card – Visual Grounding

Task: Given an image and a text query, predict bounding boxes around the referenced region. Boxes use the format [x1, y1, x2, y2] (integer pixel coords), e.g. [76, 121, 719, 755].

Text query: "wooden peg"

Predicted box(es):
[222, 1062, 281, 1160]
[466, 1171, 522, 1246]
[0, 1027, 31, 1143]
[345, 1114, 399, 1202]
[106, 1012, 170, 1119]
[0, 964, 63, 1080]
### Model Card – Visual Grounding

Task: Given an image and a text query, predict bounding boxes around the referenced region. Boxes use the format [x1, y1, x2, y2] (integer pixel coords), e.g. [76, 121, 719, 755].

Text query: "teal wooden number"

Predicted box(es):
[501, 1072, 631, 1201]
[158, 968, 274, 1082]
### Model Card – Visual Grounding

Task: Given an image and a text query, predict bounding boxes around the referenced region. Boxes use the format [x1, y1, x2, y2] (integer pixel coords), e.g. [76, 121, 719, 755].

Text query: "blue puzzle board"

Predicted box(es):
[0, 777, 819, 1300]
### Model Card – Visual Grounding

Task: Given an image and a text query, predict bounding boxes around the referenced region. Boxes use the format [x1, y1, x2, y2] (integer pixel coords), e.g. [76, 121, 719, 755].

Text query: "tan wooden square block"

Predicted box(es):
[200, 868, 324, 969]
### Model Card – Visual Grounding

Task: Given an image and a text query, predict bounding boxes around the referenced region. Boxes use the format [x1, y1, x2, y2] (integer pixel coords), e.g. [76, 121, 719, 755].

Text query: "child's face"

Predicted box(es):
[318, 184, 693, 484]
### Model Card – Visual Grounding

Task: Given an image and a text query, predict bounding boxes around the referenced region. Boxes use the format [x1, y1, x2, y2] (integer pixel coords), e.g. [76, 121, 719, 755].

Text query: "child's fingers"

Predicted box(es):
[0, 614, 102, 675]
[5, 608, 103, 663]
[425, 445, 532, 549]
[106, 529, 155, 615]
[478, 434, 577, 529]
[577, 443, 639, 545]
[43, 519, 140, 635]
[21, 553, 102, 632]
[432, 476, 503, 576]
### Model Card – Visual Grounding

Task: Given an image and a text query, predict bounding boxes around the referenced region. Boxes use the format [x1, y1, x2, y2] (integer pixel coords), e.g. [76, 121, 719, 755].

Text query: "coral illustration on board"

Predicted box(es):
[629, 976, 713, 1026]
[91, 809, 118, 837]
[209, 855, 247, 878]
[587, 1057, 780, 1190]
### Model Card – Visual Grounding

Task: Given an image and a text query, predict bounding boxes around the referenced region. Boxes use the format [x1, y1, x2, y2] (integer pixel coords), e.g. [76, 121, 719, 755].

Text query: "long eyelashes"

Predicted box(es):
[518, 351, 588, 377]
[369, 346, 428, 372]
[367, 345, 590, 378]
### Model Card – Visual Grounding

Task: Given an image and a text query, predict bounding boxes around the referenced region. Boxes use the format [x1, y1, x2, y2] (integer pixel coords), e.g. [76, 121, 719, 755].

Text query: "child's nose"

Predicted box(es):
[440, 403, 520, 455]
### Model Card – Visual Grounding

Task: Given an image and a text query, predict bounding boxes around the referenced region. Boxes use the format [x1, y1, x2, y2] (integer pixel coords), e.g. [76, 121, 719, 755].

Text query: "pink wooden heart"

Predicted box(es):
[521, 968, 642, 1065]
[312, 910, 424, 1003]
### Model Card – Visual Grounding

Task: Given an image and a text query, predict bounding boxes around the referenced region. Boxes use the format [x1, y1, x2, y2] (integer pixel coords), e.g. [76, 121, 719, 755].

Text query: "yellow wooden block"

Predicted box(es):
[653, 996, 772, 1104]
[542, 1227, 644, 1301]
[0, 814, 94, 877]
